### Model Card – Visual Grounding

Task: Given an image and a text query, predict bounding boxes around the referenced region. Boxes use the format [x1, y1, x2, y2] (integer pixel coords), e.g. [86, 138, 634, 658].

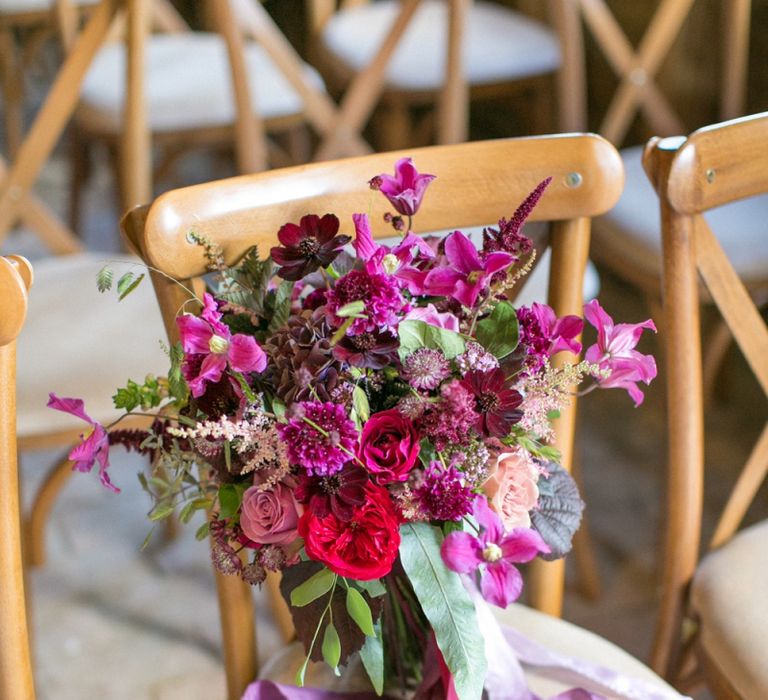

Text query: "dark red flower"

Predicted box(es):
[270, 214, 351, 281]
[295, 463, 369, 521]
[460, 368, 523, 438]
[332, 329, 399, 369]
[298, 482, 401, 580]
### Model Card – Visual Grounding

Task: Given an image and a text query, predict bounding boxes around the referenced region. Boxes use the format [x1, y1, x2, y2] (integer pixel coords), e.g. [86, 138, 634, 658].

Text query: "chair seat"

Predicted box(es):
[597, 146, 768, 287]
[260, 603, 674, 698]
[0, 0, 96, 13]
[79, 32, 326, 133]
[322, 0, 560, 92]
[690, 519, 768, 698]
[16, 253, 168, 438]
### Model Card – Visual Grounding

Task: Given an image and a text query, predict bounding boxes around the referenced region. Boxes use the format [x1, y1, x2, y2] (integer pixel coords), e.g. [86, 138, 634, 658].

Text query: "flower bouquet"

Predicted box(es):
[49, 158, 657, 699]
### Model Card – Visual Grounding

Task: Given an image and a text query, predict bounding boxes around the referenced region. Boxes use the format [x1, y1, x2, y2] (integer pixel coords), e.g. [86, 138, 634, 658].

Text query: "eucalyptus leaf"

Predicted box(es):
[352, 385, 370, 423]
[475, 301, 519, 358]
[290, 568, 336, 607]
[356, 579, 386, 598]
[345, 587, 375, 637]
[359, 624, 384, 695]
[397, 319, 466, 361]
[321, 622, 341, 674]
[530, 461, 584, 561]
[399, 523, 486, 700]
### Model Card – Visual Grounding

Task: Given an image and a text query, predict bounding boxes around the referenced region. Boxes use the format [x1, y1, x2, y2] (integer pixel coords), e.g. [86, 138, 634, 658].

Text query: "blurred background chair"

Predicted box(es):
[645, 113, 768, 697]
[0, 254, 36, 700]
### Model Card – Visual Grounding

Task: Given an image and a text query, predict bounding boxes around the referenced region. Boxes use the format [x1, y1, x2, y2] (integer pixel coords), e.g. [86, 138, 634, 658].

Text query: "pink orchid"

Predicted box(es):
[374, 157, 436, 216]
[47, 393, 118, 493]
[403, 303, 460, 333]
[441, 495, 549, 608]
[583, 299, 657, 406]
[176, 293, 267, 398]
[531, 302, 583, 355]
[424, 231, 514, 308]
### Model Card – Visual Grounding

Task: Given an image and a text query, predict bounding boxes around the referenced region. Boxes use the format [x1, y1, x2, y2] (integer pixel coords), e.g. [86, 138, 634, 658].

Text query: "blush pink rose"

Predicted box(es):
[483, 450, 539, 529]
[239, 482, 300, 545]
[358, 408, 420, 484]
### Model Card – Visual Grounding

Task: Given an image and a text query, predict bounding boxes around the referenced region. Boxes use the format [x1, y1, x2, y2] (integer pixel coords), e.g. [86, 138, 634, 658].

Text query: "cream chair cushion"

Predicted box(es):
[16, 253, 169, 438]
[322, 0, 560, 91]
[79, 33, 326, 133]
[260, 603, 675, 698]
[0, 0, 96, 13]
[690, 519, 768, 699]
[598, 146, 768, 286]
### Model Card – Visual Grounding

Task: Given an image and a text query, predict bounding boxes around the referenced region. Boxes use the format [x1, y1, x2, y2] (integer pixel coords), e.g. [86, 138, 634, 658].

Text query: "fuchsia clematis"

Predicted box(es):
[373, 157, 436, 216]
[47, 393, 117, 493]
[424, 231, 514, 308]
[441, 495, 549, 608]
[177, 293, 267, 398]
[583, 299, 657, 406]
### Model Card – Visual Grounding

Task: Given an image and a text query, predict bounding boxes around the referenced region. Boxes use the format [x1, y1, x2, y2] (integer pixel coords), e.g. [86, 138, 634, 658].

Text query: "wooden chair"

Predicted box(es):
[122, 133, 677, 698]
[305, 0, 572, 151]
[0, 254, 36, 700]
[644, 113, 768, 697]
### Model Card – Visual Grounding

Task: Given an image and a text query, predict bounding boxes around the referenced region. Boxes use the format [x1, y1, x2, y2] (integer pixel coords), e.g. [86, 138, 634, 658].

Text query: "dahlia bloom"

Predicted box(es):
[374, 157, 435, 217]
[583, 299, 657, 406]
[176, 293, 267, 398]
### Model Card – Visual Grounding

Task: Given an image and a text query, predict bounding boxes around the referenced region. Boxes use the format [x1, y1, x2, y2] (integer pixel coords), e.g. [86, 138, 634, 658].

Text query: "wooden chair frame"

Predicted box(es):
[0, 254, 35, 700]
[120, 133, 623, 698]
[644, 112, 768, 692]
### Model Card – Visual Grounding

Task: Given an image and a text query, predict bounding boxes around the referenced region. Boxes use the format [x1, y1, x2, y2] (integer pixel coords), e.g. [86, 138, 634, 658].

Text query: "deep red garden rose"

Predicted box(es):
[358, 408, 420, 484]
[298, 482, 400, 580]
[240, 482, 301, 545]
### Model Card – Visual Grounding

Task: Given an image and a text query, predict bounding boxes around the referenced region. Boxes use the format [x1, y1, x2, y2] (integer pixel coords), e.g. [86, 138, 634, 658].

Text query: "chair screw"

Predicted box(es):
[706, 169, 716, 183]
[565, 172, 583, 188]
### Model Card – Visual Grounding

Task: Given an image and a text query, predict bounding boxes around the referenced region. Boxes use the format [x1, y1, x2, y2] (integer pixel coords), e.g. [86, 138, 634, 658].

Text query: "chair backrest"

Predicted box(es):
[121, 134, 624, 698]
[0, 255, 35, 700]
[643, 112, 768, 677]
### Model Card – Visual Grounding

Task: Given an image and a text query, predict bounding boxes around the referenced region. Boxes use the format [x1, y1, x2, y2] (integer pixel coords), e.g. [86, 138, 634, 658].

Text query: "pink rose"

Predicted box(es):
[239, 482, 301, 545]
[483, 450, 539, 529]
[358, 409, 420, 485]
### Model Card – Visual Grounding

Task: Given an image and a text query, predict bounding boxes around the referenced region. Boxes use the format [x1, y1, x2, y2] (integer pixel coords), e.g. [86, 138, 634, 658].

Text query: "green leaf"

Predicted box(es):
[168, 342, 189, 403]
[475, 301, 519, 358]
[321, 622, 341, 674]
[356, 579, 386, 598]
[345, 587, 375, 637]
[116, 271, 135, 297]
[397, 319, 466, 361]
[96, 265, 113, 293]
[149, 502, 175, 521]
[266, 280, 294, 335]
[336, 300, 366, 318]
[352, 385, 370, 423]
[195, 522, 210, 541]
[399, 523, 487, 700]
[118, 272, 145, 301]
[359, 624, 384, 695]
[295, 656, 310, 687]
[218, 483, 242, 519]
[290, 568, 336, 607]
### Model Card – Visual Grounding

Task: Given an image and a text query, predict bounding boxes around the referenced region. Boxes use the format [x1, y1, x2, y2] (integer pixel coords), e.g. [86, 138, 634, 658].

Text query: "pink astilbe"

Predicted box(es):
[583, 299, 657, 406]
[47, 393, 118, 493]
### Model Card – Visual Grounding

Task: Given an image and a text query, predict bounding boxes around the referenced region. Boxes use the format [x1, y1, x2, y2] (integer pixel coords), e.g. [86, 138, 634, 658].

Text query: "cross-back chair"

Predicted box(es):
[121, 134, 678, 698]
[645, 113, 768, 697]
[0, 254, 35, 700]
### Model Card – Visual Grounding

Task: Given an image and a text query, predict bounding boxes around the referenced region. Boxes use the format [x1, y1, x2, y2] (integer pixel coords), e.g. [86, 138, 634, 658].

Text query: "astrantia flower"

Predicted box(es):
[270, 213, 351, 281]
[374, 157, 435, 216]
[276, 401, 358, 476]
[402, 348, 451, 390]
[295, 463, 369, 521]
[455, 340, 499, 374]
[416, 462, 473, 521]
[460, 368, 523, 438]
[583, 299, 657, 406]
[47, 393, 117, 493]
[441, 495, 549, 608]
[418, 380, 479, 451]
[326, 268, 407, 335]
[177, 293, 267, 398]
[332, 328, 399, 369]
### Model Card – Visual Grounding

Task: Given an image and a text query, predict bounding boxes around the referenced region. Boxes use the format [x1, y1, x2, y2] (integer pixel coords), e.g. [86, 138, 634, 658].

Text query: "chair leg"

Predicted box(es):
[68, 125, 91, 236]
[26, 452, 73, 567]
[265, 571, 295, 643]
[702, 318, 733, 405]
[373, 98, 413, 151]
[0, 28, 25, 159]
[569, 445, 602, 601]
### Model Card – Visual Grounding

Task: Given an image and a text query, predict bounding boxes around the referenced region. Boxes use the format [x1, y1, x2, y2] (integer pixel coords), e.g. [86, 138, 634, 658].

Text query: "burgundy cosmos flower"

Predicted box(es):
[295, 463, 368, 521]
[460, 368, 523, 438]
[270, 214, 351, 281]
[332, 328, 399, 369]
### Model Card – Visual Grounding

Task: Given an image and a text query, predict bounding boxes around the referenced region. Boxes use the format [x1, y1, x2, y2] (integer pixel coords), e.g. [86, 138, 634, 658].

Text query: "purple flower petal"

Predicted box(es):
[176, 314, 214, 355]
[47, 393, 93, 424]
[499, 527, 550, 563]
[472, 494, 504, 543]
[441, 531, 484, 573]
[353, 213, 378, 262]
[444, 231, 482, 275]
[228, 334, 267, 374]
[480, 560, 523, 608]
[188, 353, 227, 397]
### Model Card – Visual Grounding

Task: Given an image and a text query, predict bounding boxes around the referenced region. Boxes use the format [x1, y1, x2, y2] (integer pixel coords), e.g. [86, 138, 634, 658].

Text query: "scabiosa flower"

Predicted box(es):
[332, 329, 399, 369]
[295, 463, 369, 521]
[270, 213, 351, 281]
[276, 401, 358, 476]
[455, 341, 499, 374]
[460, 368, 523, 438]
[416, 462, 473, 521]
[326, 268, 407, 335]
[418, 380, 479, 451]
[402, 348, 451, 390]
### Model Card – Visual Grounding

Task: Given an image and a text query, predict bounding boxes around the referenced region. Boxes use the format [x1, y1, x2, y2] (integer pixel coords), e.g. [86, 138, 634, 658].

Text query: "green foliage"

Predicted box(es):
[321, 623, 341, 675]
[167, 342, 189, 403]
[351, 385, 370, 429]
[475, 301, 519, 358]
[290, 568, 336, 607]
[356, 578, 386, 598]
[397, 319, 466, 361]
[116, 271, 146, 300]
[345, 587, 375, 637]
[359, 624, 384, 695]
[399, 523, 487, 700]
[96, 265, 114, 293]
[265, 280, 293, 335]
[218, 245, 273, 315]
[113, 375, 165, 412]
[218, 483, 246, 519]
[335, 300, 366, 318]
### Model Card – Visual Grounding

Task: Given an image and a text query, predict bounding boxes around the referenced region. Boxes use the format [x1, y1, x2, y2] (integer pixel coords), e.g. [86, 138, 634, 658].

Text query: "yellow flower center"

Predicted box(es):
[467, 270, 483, 285]
[382, 253, 400, 274]
[209, 334, 230, 354]
[482, 542, 503, 562]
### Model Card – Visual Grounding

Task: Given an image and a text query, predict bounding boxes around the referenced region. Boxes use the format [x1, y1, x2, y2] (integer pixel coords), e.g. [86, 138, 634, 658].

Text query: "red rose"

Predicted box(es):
[358, 408, 420, 484]
[298, 483, 400, 580]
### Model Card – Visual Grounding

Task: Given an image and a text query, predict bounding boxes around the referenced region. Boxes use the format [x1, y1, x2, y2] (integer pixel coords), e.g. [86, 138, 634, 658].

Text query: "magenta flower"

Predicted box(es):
[517, 302, 583, 373]
[441, 495, 549, 608]
[176, 293, 267, 398]
[583, 299, 657, 406]
[374, 157, 436, 216]
[424, 231, 514, 308]
[403, 304, 460, 333]
[47, 393, 118, 493]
